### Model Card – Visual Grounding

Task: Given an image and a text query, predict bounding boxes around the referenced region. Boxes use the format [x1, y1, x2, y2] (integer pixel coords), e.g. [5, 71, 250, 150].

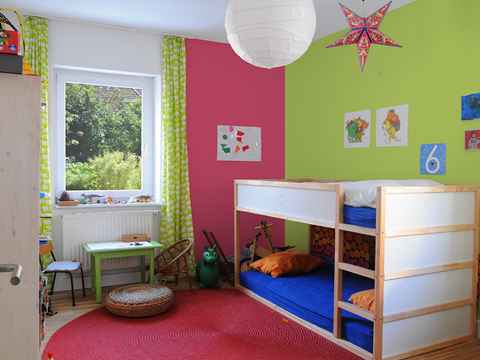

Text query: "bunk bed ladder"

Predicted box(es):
[333, 184, 384, 360]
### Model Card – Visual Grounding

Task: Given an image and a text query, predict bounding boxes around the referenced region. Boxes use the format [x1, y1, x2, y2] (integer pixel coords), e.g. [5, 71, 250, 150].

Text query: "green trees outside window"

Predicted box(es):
[65, 83, 142, 191]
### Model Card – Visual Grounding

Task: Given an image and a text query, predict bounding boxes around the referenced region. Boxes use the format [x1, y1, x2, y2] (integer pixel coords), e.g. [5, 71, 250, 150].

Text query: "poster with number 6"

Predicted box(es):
[420, 143, 446, 175]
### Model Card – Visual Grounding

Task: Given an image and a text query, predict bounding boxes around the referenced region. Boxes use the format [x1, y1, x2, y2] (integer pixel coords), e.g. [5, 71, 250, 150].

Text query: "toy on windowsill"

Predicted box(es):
[99, 195, 112, 204]
[195, 245, 221, 289]
[128, 194, 153, 203]
[56, 191, 78, 206]
[81, 193, 105, 204]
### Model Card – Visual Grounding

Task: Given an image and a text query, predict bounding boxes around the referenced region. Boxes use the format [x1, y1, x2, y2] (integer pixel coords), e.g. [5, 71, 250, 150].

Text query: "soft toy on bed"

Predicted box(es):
[195, 245, 221, 289]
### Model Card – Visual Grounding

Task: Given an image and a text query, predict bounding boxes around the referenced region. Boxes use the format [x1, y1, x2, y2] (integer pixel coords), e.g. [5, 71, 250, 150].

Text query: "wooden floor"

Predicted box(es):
[40, 281, 480, 360]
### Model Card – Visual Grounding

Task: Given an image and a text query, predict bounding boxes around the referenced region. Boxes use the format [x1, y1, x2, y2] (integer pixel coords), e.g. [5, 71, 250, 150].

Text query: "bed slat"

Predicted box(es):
[339, 262, 376, 279]
[385, 185, 478, 194]
[383, 298, 473, 323]
[384, 261, 474, 280]
[385, 223, 476, 237]
[339, 223, 376, 236]
[338, 300, 375, 321]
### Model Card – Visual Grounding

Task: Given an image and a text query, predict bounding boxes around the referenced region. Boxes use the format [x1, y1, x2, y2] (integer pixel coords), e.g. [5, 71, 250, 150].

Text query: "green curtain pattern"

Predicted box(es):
[161, 36, 195, 276]
[24, 16, 53, 281]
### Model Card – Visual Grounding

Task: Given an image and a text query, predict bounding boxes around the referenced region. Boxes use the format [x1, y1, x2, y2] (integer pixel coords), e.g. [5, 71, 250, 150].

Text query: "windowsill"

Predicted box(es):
[54, 202, 161, 210]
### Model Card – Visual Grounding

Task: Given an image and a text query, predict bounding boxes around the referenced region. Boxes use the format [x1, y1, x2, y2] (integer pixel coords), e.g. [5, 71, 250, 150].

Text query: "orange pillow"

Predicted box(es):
[250, 251, 326, 278]
[349, 289, 375, 312]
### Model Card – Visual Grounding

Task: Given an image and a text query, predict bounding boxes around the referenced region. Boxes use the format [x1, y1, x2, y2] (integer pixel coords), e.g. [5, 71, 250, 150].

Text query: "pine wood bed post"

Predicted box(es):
[373, 187, 386, 360]
[471, 186, 480, 337]
[234, 180, 240, 287]
[333, 184, 345, 339]
[308, 224, 313, 256]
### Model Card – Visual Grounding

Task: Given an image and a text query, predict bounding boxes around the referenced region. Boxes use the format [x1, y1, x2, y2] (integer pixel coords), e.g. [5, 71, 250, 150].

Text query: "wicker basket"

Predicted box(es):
[106, 284, 174, 317]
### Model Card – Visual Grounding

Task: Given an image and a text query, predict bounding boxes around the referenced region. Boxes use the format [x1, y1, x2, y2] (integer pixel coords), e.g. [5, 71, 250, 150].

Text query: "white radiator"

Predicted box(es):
[62, 211, 154, 270]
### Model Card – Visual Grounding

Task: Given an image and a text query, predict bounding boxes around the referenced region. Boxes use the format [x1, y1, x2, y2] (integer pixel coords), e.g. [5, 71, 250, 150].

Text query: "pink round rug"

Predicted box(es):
[43, 288, 361, 360]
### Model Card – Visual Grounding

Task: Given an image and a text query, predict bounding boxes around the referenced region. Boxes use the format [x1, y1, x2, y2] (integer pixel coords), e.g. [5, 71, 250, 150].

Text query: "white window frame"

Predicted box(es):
[54, 67, 159, 202]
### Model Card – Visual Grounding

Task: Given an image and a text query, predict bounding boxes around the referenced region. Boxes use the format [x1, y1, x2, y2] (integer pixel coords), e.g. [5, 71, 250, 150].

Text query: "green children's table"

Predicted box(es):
[83, 240, 163, 303]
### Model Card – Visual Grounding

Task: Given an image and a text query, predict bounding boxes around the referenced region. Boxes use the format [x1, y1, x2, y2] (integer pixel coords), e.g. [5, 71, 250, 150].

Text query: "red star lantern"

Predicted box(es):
[327, 1, 401, 72]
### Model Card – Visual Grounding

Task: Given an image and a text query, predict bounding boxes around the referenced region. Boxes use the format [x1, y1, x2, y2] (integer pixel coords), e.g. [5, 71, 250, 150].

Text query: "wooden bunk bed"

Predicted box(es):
[233, 179, 479, 360]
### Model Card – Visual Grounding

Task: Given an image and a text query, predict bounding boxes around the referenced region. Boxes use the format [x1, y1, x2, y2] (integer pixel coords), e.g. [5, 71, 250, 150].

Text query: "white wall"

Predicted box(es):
[47, 19, 164, 291]
[48, 19, 163, 74]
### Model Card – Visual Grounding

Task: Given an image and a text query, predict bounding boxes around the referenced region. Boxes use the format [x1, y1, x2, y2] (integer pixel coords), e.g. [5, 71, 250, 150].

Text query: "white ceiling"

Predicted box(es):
[3, 0, 415, 44]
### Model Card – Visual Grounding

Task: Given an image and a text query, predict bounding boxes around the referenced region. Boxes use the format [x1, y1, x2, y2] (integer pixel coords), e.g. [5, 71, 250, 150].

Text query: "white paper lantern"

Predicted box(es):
[225, 0, 316, 69]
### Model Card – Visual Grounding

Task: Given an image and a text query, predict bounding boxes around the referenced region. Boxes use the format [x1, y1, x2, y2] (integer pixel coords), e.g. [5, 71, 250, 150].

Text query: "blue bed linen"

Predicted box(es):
[239, 263, 374, 353]
[343, 205, 376, 229]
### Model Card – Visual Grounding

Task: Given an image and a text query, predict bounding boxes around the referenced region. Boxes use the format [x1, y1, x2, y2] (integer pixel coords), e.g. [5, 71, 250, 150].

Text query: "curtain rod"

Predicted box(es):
[17, 11, 195, 39]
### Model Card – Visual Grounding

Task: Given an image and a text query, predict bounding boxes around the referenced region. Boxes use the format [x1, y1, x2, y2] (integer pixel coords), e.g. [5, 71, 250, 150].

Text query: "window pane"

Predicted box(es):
[65, 83, 142, 191]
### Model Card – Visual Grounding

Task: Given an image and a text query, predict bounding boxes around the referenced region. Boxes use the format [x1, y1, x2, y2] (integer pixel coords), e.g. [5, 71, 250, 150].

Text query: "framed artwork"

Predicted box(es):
[461, 93, 480, 120]
[217, 125, 261, 161]
[376, 104, 408, 147]
[420, 143, 446, 175]
[464, 129, 480, 150]
[344, 109, 371, 148]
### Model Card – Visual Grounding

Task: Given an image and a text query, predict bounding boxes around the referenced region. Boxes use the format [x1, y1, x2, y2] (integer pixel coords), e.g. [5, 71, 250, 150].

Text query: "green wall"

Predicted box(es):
[285, 0, 480, 316]
[286, 0, 480, 182]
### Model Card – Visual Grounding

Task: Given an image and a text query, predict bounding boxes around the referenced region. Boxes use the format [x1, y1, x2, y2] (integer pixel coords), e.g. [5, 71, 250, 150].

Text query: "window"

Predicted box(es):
[54, 68, 159, 202]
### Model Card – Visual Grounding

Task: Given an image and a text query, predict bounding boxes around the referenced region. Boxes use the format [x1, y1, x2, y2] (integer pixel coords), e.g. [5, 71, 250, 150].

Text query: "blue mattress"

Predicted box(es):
[344, 205, 376, 229]
[239, 263, 374, 352]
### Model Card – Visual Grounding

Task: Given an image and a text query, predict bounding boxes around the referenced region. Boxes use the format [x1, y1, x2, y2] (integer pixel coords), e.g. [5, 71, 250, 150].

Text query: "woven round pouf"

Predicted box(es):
[106, 284, 174, 318]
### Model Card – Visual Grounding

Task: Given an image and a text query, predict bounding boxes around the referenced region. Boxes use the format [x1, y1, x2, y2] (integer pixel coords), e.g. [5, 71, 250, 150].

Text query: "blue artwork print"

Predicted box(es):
[461, 93, 480, 120]
[420, 144, 446, 175]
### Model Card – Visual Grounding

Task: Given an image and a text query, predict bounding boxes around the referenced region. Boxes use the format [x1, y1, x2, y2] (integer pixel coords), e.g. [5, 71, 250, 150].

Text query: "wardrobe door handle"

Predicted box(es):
[0, 264, 23, 285]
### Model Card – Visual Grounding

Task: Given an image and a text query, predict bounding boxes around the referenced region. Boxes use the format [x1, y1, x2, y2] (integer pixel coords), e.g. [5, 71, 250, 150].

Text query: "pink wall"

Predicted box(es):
[185, 39, 285, 263]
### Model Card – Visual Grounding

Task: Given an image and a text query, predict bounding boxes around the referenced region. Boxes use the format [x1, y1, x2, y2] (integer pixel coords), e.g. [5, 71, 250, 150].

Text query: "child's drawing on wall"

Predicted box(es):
[461, 93, 480, 120]
[382, 109, 401, 143]
[344, 109, 370, 148]
[376, 104, 408, 147]
[346, 117, 369, 143]
[465, 129, 480, 151]
[217, 125, 262, 161]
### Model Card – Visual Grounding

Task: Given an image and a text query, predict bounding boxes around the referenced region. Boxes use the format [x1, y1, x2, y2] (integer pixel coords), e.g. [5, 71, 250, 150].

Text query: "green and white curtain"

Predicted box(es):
[161, 36, 195, 276]
[24, 16, 50, 226]
[24, 16, 53, 280]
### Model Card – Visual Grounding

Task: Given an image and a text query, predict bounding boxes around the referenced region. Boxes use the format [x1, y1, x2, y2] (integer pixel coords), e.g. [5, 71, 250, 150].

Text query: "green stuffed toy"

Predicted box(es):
[195, 245, 221, 289]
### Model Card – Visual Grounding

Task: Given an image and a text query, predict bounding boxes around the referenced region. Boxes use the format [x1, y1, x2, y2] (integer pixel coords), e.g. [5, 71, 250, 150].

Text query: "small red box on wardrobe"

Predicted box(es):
[0, 29, 19, 54]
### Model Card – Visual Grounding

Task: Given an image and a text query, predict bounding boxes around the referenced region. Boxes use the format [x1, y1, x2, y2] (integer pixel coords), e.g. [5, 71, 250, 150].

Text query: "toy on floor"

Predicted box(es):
[195, 245, 221, 289]
[240, 221, 295, 272]
[202, 229, 235, 286]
